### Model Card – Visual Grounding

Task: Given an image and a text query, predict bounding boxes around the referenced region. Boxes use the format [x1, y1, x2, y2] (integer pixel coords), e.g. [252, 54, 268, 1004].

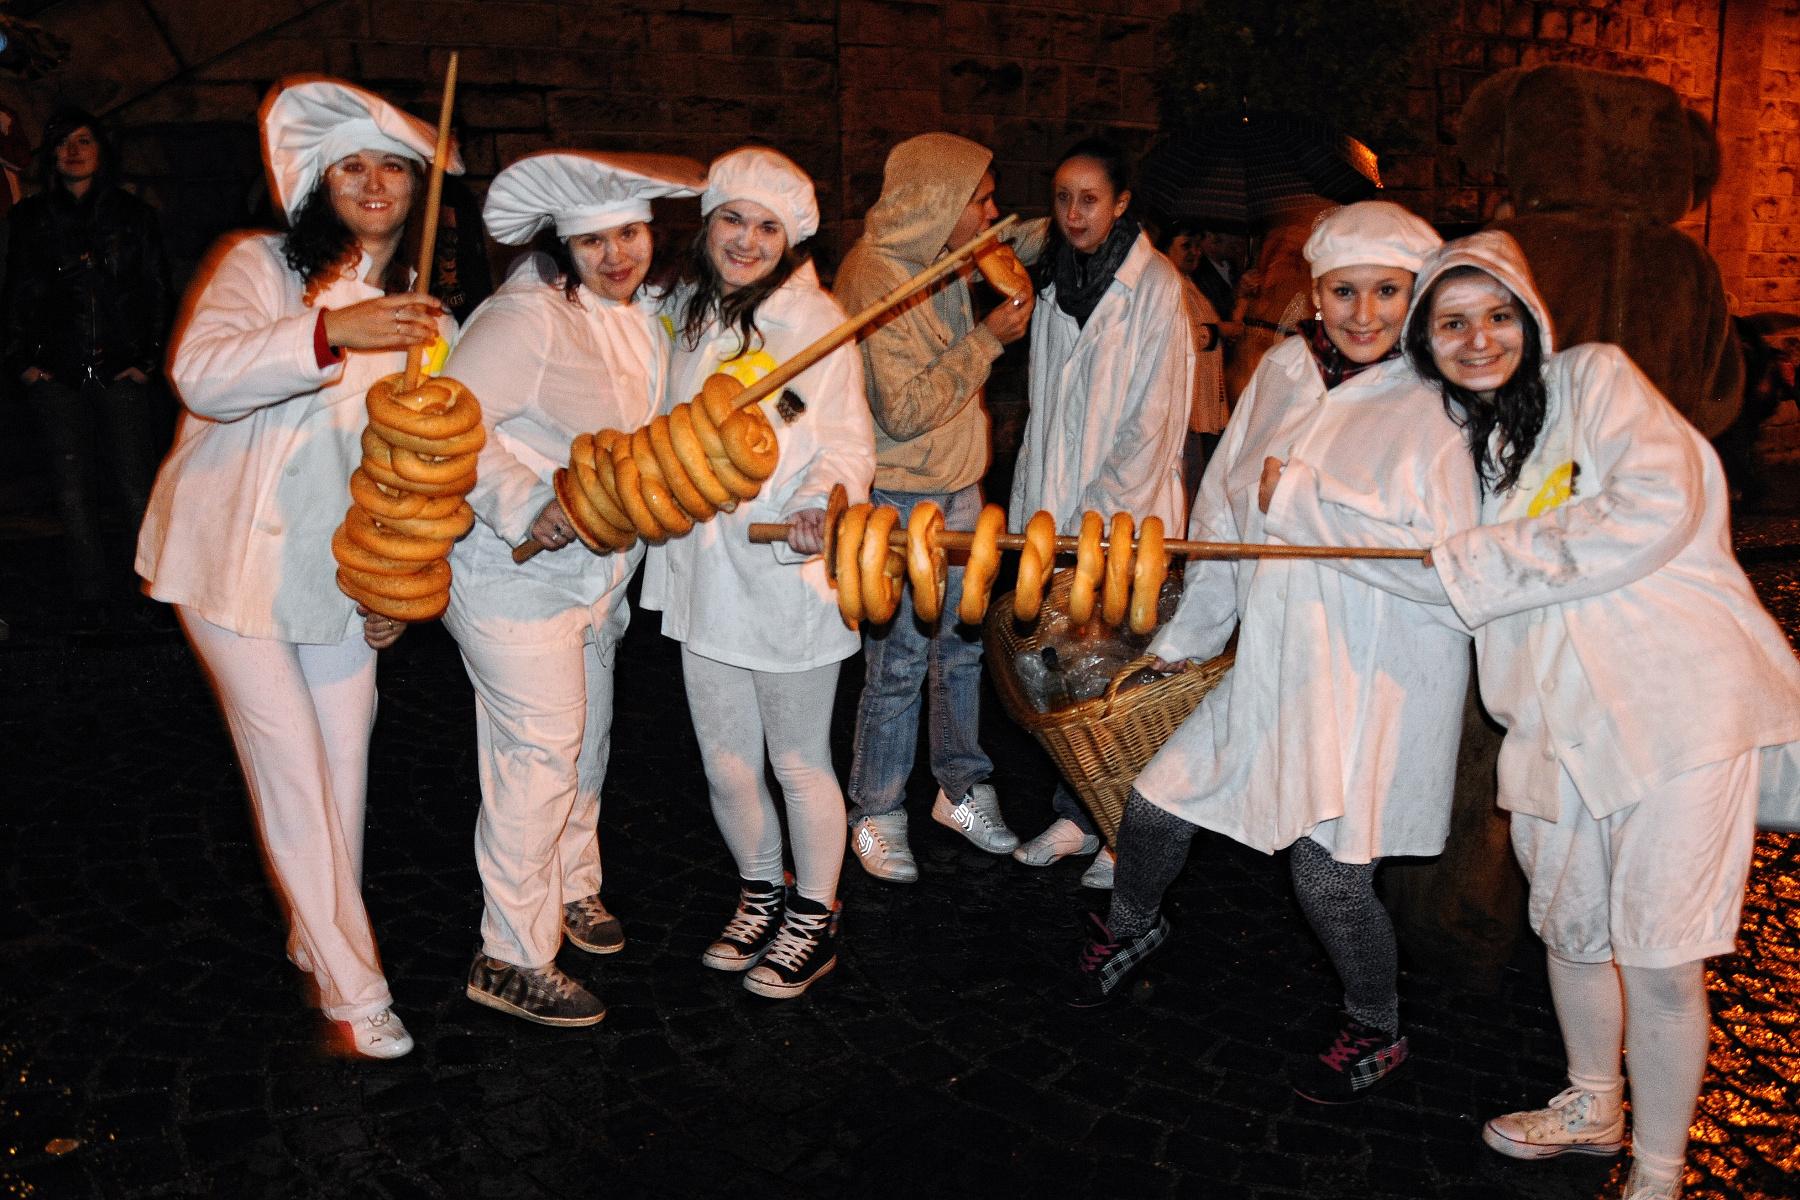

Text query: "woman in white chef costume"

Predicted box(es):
[1381, 232, 1800, 1200]
[136, 77, 459, 1059]
[1007, 137, 1195, 884]
[641, 146, 874, 999]
[1068, 204, 1480, 1107]
[443, 151, 704, 1028]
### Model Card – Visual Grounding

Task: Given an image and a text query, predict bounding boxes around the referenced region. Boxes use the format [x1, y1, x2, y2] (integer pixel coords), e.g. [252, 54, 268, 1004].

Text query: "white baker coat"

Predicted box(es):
[1432, 342, 1800, 820]
[443, 257, 658, 637]
[1008, 233, 1193, 534]
[639, 262, 875, 672]
[138, 233, 453, 643]
[1132, 338, 1478, 861]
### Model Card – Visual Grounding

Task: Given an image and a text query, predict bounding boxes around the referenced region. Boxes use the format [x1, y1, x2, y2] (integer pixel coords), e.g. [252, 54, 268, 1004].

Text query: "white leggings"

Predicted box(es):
[181, 610, 391, 1021]
[680, 647, 846, 905]
[1548, 950, 1710, 1182]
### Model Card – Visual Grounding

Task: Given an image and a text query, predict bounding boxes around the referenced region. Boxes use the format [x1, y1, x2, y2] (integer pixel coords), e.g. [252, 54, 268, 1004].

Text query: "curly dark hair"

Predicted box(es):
[281, 161, 425, 297]
[669, 208, 807, 359]
[1403, 265, 1549, 495]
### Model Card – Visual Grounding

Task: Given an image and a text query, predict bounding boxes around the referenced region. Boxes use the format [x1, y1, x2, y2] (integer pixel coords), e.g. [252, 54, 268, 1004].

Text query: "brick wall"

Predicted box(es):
[1, 0, 1794, 312]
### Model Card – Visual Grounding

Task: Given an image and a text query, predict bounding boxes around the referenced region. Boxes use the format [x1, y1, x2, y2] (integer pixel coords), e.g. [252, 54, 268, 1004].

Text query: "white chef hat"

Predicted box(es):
[701, 146, 819, 245]
[483, 150, 706, 245]
[260, 76, 464, 222]
[1303, 201, 1441, 279]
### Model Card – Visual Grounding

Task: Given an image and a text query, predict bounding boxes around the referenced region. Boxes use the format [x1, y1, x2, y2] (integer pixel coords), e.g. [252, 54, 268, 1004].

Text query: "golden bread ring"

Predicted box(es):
[1130, 516, 1168, 636]
[338, 558, 451, 601]
[343, 505, 454, 561]
[552, 467, 606, 553]
[1102, 512, 1135, 627]
[720, 405, 779, 480]
[362, 425, 394, 466]
[628, 427, 695, 536]
[835, 503, 871, 629]
[336, 570, 448, 622]
[709, 450, 763, 500]
[974, 242, 1032, 300]
[669, 404, 736, 511]
[1012, 510, 1057, 622]
[1068, 511, 1104, 625]
[368, 417, 486, 459]
[821, 483, 848, 582]
[688, 399, 761, 499]
[648, 414, 716, 520]
[957, 503, 1007, 625]
[572, 434, 636, 533]
[377, 500, 475, 542]
[391, 446, 478, 487]
[365, 374, 482, 441]
[905, 502, 947, 624]
[609, 449, 667, 542]
[348, 467, 428, 521]
[687, 394, 728, 458]
[332, 523, 431, 577]
[700, 373, 745, 428]
[859, 505, 904, 624]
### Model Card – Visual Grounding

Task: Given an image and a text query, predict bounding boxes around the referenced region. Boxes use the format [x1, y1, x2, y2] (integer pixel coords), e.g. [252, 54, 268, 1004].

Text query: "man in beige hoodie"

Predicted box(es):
[836, 133, 1034, 881]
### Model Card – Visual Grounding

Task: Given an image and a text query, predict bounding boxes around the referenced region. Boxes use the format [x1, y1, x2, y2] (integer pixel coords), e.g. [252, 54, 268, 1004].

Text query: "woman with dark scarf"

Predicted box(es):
[3, 107, 171, 612]
[1008, 138, 1195, 880]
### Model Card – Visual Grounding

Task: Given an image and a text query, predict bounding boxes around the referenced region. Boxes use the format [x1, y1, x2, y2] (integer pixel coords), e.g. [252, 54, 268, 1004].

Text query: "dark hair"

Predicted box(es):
[540, 223, 659, 304]
[38, 106, 114, 195]
[1403, 265, 1549, 494]
[672, 208, 807, 358]
[281, 159, 426, 298]
[1033, 136, 1134, 292]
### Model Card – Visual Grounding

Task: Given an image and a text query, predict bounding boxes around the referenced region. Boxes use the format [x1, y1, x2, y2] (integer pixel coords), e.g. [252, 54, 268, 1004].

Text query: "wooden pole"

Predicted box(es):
[747, 522, 1428, 562]
[402, 51, 459, 391]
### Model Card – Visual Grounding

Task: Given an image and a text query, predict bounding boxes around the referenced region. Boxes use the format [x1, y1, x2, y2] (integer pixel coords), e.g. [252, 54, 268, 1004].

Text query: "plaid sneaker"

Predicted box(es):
[701, 877, 786, 973]
[1481, 1085, 1627, 1160]
[1290, 1018, 1409, 1104]
[743, 893, 841, 999]
[1065, 911, 1170, 1008]
[563, 893, 625, 955]
[466, 955, 605, 1028]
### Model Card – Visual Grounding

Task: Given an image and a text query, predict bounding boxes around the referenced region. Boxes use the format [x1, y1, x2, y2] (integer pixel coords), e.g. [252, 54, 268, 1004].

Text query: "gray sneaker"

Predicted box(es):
[850, 811, 919, 883]
[931, 783, 1019, 854]
[466, 955, 606, 1027]
[563, 893, 625, 955]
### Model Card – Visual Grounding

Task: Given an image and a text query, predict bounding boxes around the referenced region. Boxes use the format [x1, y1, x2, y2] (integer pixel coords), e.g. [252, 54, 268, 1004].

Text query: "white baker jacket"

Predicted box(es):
[1431, 342, 1800, 820]
[444, 258, 658, 638]
[138, 233, 454, 643]
[1008, 233, 1193, 535]
[1132, 338, 1478, 861]
[639, 262, 875, 672]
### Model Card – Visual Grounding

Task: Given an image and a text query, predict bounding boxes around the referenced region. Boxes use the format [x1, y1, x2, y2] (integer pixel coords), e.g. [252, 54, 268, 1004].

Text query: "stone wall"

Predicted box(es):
[0, 0, 1794, 311]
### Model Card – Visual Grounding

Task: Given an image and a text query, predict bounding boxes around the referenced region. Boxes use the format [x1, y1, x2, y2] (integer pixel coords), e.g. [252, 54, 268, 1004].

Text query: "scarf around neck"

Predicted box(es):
[1053, 213, 1140, 327]
[1300, 318, 1400, 390]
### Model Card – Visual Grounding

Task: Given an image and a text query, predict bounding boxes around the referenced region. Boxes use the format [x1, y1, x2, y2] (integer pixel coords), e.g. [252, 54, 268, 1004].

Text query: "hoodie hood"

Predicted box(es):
[860, 133, 993, 265]
[1405, 229, 1556, 363]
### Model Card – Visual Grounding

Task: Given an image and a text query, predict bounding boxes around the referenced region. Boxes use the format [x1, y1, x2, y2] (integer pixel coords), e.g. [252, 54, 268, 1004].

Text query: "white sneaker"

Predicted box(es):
[1481, 1085, 1625, 1160]
[850, 811, 919, 883]
[1012, 817, 1101, 866]
[340, 1008, 415, 1060]
[1079, 845, 1116, 889]
[1622, 1162, 1683, 1200]
[931, 783, 1019, 854]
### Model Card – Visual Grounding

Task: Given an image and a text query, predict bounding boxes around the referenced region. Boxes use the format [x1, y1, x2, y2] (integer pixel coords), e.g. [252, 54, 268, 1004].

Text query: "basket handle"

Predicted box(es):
[1102, 652, 1170, 708]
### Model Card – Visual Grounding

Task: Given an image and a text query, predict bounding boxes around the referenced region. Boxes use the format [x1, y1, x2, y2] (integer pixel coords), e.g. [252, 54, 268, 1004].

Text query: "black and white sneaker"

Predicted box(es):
[1065, 911, 1170, 1008]
[1290, 1018, 1409, 1104]
[563, 893, 625, 955]
[743, 894, 841, 999]
[701, 877, 786, 972]
[466, 955, 606, 1027]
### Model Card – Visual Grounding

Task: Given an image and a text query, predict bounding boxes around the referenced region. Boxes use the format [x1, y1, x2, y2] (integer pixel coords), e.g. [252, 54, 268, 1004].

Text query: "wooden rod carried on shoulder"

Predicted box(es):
[402, 51, 459, 392]
[747, 521, 1428, 562]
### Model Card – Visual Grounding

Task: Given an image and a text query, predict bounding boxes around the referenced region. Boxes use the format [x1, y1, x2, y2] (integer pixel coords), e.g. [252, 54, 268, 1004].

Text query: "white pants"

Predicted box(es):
[181, 609, 390, 1021]
[450, 613, 621, 968]
[680, 647, 847, 905]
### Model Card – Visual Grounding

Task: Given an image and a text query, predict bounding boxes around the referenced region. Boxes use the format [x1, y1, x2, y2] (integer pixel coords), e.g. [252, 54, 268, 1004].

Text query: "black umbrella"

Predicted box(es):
[1137, 112, 1381, 226]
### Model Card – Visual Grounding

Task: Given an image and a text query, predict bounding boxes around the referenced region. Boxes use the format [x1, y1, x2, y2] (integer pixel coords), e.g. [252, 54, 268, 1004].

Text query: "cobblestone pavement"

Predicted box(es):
[2, 515, 1796, 1200]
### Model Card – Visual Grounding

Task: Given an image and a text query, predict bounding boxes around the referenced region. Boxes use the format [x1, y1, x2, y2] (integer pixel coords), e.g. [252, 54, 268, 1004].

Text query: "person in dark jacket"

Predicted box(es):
[3, 107, 172, 608]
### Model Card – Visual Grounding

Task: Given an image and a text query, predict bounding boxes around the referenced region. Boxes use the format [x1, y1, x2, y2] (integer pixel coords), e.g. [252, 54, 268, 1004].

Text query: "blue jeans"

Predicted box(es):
[847, 484, 993, 822]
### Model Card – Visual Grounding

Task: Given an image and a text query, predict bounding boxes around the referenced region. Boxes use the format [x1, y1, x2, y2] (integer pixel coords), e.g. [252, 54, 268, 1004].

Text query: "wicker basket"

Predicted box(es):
[985, 569, 1234, 848]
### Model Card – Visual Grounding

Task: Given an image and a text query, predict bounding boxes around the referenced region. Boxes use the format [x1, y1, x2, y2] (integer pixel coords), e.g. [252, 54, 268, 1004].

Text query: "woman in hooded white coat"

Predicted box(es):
[442, 151, 704, 1029]
[1066, 203, 1481, 1108]
[1007, 137, 1195, 881]
[639, 146, 874, 999]
[135, 77, 460, 1058]
[1380, 231, 1800, 1200]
